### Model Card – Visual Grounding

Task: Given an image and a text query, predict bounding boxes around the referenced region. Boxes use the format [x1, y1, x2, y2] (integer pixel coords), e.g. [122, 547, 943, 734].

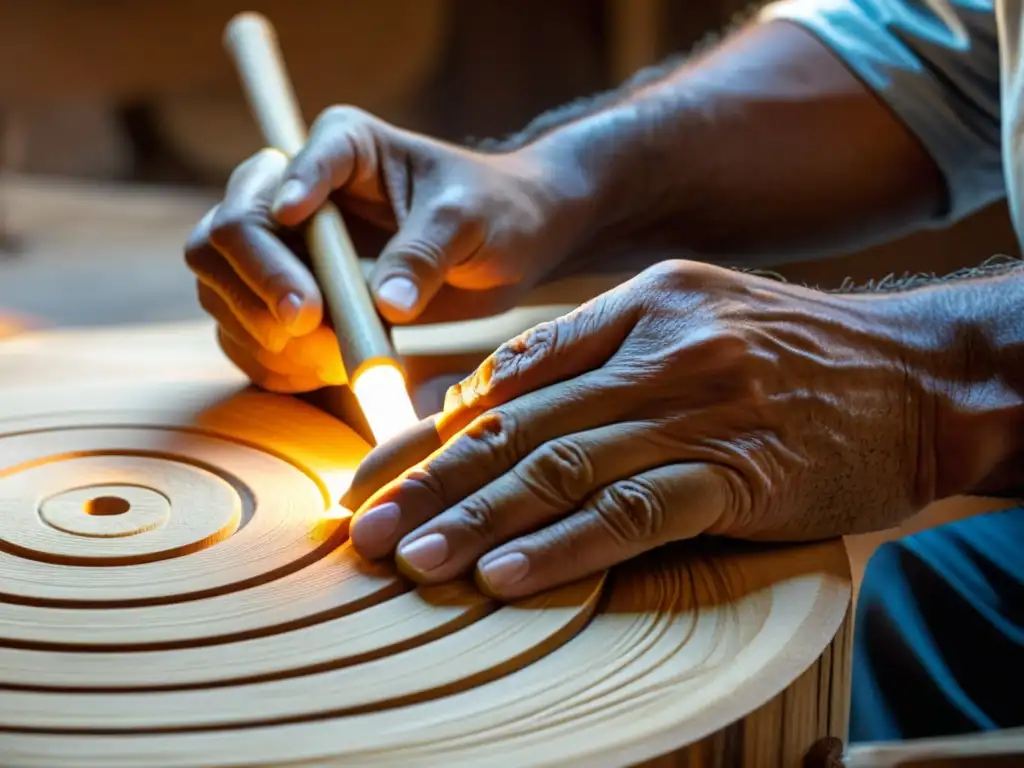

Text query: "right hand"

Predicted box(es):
[184, 106, 594, 393]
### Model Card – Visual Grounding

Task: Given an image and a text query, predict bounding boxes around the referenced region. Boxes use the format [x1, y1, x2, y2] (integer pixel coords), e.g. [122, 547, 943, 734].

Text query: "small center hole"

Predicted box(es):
[83, 496, 131, 516]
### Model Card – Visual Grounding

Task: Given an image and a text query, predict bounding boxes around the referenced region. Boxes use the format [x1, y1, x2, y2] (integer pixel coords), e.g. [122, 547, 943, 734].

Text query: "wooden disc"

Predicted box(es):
[0, 335, 852, 767]
[39, 482, 173, 539]
[6, 456, 238, 564]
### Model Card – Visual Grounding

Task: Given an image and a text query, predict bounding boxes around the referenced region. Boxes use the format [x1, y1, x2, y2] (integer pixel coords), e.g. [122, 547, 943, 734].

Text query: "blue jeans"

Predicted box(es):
[850, 507, 1024, 742]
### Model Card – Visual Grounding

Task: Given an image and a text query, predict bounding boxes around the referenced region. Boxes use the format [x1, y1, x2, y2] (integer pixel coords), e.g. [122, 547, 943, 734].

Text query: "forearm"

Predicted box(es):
[524, 20, 947, 265]
[899, 262, 1024, 502]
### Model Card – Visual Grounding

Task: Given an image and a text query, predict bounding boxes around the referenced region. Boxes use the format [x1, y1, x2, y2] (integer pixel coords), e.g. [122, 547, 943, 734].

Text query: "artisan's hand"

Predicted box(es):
[184, 107, 593, 392]
[345, 260, 938, 599]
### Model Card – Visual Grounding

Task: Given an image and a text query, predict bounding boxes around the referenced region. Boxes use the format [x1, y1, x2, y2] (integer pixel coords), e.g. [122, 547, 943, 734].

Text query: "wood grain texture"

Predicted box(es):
[0, 321, 851, 767]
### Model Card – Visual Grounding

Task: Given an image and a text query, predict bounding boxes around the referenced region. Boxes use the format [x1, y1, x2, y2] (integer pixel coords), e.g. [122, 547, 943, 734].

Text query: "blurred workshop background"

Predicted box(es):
[0, 0, 1018, 331]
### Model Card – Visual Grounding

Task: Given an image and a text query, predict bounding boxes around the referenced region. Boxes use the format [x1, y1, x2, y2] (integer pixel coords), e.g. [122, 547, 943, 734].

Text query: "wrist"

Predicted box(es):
[517, 90, 708, 260]
[883, 265, 1024, 501]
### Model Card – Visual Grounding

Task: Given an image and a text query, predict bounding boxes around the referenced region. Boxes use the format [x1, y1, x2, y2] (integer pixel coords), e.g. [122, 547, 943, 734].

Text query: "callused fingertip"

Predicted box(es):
[476, 552, 529, 595]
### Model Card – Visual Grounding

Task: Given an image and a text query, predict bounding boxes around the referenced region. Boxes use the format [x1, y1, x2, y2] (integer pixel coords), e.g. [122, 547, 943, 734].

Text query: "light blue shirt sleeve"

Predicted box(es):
[759, 0, 1004, 223]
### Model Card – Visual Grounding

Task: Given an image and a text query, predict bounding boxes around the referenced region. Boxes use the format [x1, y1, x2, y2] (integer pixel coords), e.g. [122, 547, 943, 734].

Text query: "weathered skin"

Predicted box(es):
[184, 21, 1024, 599]
[343, 260, 1010, 599]
[183, 107, 594, 393]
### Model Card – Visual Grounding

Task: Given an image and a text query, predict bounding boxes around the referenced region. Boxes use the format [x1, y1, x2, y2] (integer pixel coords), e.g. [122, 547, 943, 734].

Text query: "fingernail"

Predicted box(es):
[273, 179, 306, 213]
[351, 502, 401, 549]
[478, 552, 529, 590]
[376, 276, 419, 314]
[276, 292, 303, 329]
[398, 532, 448, 572]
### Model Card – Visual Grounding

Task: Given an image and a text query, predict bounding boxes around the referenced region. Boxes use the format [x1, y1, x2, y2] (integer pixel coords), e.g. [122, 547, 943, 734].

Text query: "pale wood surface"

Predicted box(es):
[0, 319, 852, 767]
[1, 171, 1006, 590]
[3, 175, 1007, 764]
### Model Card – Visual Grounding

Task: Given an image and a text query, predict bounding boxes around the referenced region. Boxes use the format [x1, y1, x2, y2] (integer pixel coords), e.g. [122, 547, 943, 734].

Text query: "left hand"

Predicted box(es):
[344, 259, 935, 599]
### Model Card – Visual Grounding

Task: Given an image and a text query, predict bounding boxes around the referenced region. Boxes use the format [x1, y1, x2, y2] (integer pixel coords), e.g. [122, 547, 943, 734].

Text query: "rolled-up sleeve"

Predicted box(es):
[760, 0, 1003, 223]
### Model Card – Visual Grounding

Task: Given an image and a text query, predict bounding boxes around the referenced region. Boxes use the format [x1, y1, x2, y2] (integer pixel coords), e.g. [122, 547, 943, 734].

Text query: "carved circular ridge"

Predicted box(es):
[0, 380, 850, 768]
[0, 384, 608, 766]
[8, 455, 238, 564]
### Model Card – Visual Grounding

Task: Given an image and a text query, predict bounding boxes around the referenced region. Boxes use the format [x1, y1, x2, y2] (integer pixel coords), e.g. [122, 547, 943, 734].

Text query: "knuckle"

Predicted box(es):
[647, 259, 679, 279]
[302, 106, 381, 191]
[454, 494, 499, 539]
[594, 477, 667, 544]
[252, 146, 287, 169]
[639, 259, 682, 290]
[515, 438, 595, 507]
[444, 322, 559, 412]
[490, 320, 557, 383]
[389, 238, 448, 274]
[640, 258, 717, 296]
[443, 377, 471, 413]
[428, 188, 477, 227]
[402, 463, 450, 508]
[444, 362, 491, 412]
[462, 409, 526, 468]
[202, 278, 288, 352]
[208, 208, 260, 252]
[317, 104, 373, 129]
[229, 148, 286, 185]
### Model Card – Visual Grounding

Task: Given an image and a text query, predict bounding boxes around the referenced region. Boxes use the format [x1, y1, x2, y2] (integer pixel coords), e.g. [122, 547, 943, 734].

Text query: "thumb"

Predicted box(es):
[270, 106, 387, 226]
[368, 195, 484, 323]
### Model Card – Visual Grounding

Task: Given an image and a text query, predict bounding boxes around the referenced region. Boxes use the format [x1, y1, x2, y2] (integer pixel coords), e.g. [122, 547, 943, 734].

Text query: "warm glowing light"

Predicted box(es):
[351, 363, 418, 445]
[310, 505, 353, 542]
[320, 505, 353, 522]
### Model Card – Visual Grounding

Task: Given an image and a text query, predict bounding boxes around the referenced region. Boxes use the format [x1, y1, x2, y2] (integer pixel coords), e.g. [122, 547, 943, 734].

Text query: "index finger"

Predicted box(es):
[348, 368, 633, 561]
[341, 414, 442, 512]
[344, 295, 636, 512]
[207, 149, 324, 336]
[272, 106, 393, 227]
